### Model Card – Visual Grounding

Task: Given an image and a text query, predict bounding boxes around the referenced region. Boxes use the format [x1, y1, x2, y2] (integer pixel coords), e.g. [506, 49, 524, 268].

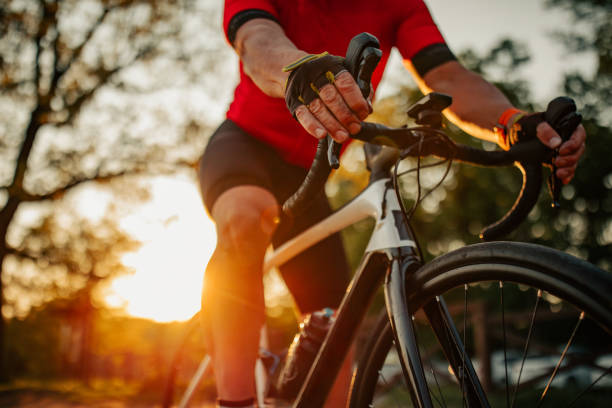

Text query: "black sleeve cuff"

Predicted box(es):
[227, 9, 279, 45]
[411, 43, 457, 77]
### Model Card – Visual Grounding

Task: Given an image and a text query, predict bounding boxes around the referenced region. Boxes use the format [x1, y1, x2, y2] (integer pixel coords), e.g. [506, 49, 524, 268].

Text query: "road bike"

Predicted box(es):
[164, 33, 612, 408]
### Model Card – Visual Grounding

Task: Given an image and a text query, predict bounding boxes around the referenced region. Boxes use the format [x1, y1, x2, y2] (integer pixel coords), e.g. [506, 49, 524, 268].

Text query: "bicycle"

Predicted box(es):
[165, 33, 612, 408]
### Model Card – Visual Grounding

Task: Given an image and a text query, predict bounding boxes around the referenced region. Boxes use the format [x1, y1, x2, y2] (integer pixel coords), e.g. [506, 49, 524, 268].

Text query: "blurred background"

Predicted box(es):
[0, 0, 610, 406]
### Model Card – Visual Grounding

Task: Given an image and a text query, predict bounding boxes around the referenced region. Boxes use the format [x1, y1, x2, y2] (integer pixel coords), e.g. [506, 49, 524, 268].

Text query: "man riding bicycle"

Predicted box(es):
[198, 1, 587, 407]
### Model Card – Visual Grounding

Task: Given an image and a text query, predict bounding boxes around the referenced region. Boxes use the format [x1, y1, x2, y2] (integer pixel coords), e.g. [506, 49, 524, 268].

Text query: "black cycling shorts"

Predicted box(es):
[198, 119, 350, 314]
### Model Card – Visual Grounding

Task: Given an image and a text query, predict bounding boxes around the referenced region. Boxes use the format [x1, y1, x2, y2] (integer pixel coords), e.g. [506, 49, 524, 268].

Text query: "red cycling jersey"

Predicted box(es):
[223, 0, 447, 168]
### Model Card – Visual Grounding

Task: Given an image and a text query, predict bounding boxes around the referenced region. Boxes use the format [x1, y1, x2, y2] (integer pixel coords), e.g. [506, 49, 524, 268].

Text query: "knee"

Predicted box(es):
[212, 186, 280, 258]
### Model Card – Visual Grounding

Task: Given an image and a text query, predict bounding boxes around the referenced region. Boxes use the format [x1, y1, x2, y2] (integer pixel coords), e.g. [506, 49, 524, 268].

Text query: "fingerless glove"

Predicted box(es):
[283, 52, 347, 117]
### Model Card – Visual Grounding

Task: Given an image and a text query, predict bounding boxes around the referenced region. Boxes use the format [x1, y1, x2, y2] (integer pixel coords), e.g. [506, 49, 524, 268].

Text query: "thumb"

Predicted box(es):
[536, 122, 562, 149]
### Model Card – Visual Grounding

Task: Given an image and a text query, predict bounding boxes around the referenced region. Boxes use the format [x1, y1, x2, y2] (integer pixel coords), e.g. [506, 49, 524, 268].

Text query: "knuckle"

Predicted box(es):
[319, 116, 342, 133]
[309, 99, 326, 116]
[335, 109, 354, 125]
[295, 105, 309, 120]
[351, 99, 369, 118]
[306, 123, 321, 136]
[537, 121, 553, 136]
[561, 141, 579, 154]
[318, 84, 337, 101]
[570, 149, 583, 160]
[334, 72, 355, 90]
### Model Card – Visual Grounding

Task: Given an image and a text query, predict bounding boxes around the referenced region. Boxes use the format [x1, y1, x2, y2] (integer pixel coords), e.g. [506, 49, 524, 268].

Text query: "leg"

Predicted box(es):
[325, 346, 354, 408]
[203, 185, 279, 402]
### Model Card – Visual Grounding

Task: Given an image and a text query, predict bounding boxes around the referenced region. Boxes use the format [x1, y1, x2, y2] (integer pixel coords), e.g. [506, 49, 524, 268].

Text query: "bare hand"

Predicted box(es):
[294, 71, 371, 143]
[536, 122, 586, 184]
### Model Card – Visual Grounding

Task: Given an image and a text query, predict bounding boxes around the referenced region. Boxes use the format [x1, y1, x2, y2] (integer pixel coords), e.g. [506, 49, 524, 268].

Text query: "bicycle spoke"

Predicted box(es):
[566, 365, 612, 408]
[537, 311, 585, 407]
[416, 320, 447, 408]
[378, 369, 404, 408]
[430, 366, 448, 408]
[500, 281, 510, 408]
[510, 289, 542, 408]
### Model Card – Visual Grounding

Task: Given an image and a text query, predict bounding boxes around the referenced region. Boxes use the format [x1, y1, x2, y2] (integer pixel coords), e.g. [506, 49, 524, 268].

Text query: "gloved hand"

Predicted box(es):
[283, 52, 371, 143]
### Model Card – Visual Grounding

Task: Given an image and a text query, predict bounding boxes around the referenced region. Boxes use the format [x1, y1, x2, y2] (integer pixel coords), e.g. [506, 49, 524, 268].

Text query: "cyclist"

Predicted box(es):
[198, 1, 587, 407]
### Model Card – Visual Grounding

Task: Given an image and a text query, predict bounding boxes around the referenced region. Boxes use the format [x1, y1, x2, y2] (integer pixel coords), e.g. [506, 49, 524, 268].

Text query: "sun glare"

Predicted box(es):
[102, 174, 217, 323]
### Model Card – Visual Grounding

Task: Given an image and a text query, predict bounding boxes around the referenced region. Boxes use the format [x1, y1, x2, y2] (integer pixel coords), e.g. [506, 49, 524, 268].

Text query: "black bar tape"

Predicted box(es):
[282, 137, 332, 217]
[227, 9, 279, 45]
[411, 43, 457, 77]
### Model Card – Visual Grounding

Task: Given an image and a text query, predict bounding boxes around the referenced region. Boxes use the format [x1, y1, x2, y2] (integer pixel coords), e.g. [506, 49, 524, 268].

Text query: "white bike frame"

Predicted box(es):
[263, 178, 417, 274]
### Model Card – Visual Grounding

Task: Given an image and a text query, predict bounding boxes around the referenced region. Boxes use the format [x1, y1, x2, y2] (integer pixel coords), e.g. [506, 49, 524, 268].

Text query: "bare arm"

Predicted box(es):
[405, 59, 585, 183]
[405, 59, 512, 144]
[234, 19, 307, 98]
[234, 19, 370, 142]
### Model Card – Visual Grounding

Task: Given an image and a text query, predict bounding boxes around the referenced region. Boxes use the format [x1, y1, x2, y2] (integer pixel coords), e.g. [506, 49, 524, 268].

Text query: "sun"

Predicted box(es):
[102, 174, 217, 323]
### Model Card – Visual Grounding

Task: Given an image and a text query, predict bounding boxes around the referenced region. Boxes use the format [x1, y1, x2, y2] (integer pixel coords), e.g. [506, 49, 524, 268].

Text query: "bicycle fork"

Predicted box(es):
[386, 255, 491, 408]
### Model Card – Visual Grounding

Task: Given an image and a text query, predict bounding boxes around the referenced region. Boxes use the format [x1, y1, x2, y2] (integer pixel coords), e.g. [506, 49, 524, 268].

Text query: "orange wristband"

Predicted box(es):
[494, 107, 525, 149]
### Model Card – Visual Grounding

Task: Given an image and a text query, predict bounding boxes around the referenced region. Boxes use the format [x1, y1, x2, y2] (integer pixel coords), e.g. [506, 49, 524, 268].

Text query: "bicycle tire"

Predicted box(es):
[349, 242, 612, 408]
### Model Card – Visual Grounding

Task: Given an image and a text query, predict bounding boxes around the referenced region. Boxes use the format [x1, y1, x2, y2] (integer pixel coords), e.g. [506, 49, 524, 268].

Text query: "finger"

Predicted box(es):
[334, 71, 370, 120]
[536, 122, 562, 149]
[556, 163, 577, 184]
[559, 124, 586, 155]
[554, 143, 585, 168]
[295, 105, 328, 140]
[318, 82, 361, 134]
[308, 98, 349, 142]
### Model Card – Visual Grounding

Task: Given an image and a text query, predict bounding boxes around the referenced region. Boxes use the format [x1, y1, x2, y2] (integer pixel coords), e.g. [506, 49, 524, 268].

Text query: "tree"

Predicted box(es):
[5, 207, 140, 380]
[0, 0, 231, 380]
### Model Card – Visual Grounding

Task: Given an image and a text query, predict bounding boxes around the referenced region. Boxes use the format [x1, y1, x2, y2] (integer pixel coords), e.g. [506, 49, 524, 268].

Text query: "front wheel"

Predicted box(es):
[349, 242, 612, 407]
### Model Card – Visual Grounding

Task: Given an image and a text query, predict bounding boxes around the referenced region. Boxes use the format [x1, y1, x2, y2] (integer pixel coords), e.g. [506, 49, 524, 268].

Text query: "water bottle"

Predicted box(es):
[275, 307, 335, 400]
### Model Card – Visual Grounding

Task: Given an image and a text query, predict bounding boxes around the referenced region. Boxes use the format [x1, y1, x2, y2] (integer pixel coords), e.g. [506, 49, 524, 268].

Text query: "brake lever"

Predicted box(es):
[544, 97, 582, 207]
[327, 33, 382, 169]
[327, 135, 341, 169]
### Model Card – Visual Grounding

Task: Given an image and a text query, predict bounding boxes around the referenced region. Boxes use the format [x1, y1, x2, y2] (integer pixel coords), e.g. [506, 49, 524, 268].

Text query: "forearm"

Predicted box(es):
[234, 19, 308, 98]
[405, 60, 514, 145]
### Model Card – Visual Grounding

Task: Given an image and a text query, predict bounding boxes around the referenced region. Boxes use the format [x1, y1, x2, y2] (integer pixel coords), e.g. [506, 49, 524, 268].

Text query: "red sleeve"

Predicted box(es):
[223, 0, 279, 42]
[395, 0, 446, 59]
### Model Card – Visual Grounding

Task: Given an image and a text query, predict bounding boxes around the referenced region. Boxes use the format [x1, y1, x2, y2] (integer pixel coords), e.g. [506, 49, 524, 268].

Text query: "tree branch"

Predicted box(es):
[33, 0, 46, 102]
[16, 156, 196, 203]
[50, 5, 115, 96]
[57, 45, 154, 127]
[48, 25, 62, 98]
[18, 167, 140, 202]
[4, 246, 38, 264]
[1, 80, 30, 93]
[4, 246, 83, 278]
[8, 2, 58, 195]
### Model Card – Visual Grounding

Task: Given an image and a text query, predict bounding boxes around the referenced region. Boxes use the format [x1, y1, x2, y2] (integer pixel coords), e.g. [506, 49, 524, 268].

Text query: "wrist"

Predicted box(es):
[494, 107, 526, 150]
[279, 50, 311, 91]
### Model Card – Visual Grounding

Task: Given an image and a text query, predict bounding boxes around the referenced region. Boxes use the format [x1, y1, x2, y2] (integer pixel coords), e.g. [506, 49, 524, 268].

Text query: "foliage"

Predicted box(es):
[5, 304, 203, 402]
[0, 0, 229, 379]
[5, 208, 140, 318]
